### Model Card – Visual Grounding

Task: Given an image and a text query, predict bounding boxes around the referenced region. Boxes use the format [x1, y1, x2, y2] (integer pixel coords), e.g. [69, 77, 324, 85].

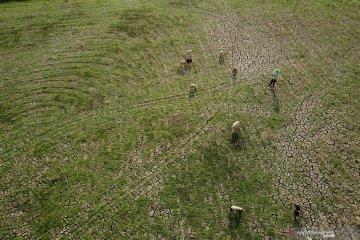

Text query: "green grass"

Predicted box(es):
[1, 0, 359, 239]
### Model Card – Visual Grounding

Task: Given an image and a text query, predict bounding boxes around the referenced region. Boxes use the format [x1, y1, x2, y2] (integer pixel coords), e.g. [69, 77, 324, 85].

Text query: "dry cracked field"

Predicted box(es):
[0, 0, 359, 239]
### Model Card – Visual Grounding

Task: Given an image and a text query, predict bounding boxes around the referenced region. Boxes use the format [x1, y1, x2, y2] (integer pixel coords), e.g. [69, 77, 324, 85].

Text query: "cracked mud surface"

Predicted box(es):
[1, 0, 359, 239]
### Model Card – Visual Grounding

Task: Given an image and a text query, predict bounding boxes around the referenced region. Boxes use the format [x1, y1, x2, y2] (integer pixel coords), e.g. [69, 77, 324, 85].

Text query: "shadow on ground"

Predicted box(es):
[228, 212, 250, 239]
[228, 212, 242, 229]
[270, 87, 280, 113]
[0, 0, 28, 4]
[231, 131, 247, 150]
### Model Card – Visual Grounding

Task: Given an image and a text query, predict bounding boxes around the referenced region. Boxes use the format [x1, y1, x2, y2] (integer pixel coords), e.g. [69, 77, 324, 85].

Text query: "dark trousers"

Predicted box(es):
[269, 79, 276, 87]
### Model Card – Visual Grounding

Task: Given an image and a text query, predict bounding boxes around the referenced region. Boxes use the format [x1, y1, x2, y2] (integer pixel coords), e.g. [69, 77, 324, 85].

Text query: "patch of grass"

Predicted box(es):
[0, 0, 359, 239]
[32, 141, 55, 158]
[266, 115, 284, 129]
[0, 102, 17, 123]
[109, 8, 174, 39]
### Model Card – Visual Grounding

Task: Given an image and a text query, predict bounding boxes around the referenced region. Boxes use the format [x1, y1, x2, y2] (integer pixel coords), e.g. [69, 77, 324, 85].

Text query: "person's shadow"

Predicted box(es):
[270, 87, 280, 113]
[188, 92, 196, 99]
[228, 211, 242, 229]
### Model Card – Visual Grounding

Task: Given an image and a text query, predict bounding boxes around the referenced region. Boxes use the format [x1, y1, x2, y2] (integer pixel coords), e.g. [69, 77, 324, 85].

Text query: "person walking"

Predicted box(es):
[269, 68, 281, 88]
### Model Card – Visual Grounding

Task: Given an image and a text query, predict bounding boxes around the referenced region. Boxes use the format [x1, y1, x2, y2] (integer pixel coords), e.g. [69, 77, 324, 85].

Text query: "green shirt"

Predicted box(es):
[274, 69, 281, 76]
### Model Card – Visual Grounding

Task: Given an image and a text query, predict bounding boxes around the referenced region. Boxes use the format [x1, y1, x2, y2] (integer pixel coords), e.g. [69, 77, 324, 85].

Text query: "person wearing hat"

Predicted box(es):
[269, 68, 281, 88]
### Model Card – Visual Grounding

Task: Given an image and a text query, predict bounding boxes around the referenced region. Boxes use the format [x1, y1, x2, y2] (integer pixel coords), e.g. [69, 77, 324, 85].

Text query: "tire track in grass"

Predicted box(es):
[1, 24, 232, 158]
[0, 82, 228, 240]
[0, 4, 228, 239]
[55, 7, 237, 236]
[0, 73, 232, 162]
[59, 75, 233, 239]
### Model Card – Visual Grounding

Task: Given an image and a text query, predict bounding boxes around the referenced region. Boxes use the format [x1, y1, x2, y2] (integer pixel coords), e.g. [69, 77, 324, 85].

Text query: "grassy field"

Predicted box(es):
[0, 0, 359, 239]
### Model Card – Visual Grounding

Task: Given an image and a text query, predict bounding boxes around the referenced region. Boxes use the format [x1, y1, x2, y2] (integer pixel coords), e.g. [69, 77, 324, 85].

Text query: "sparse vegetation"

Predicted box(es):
[0, 0, 359, 239]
